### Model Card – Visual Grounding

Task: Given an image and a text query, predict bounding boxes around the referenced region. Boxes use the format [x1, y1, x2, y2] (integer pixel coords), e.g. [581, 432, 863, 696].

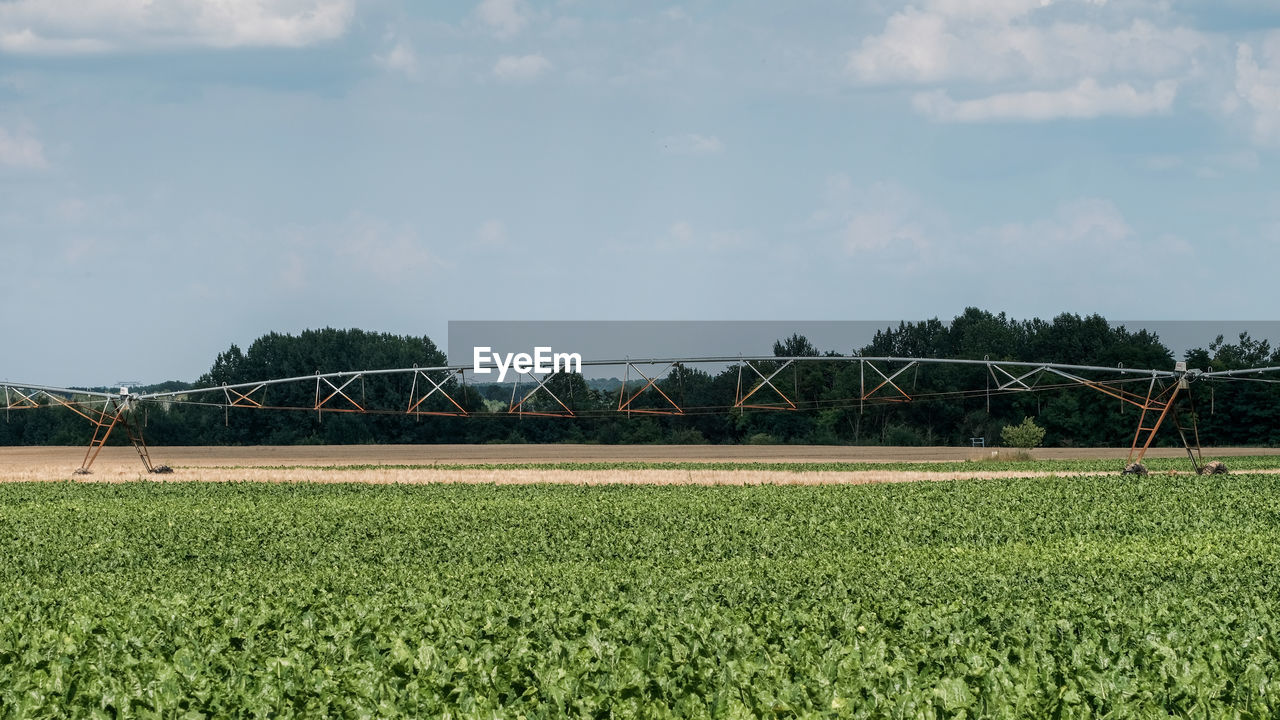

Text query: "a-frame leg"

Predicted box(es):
[74, 398, 170, 476]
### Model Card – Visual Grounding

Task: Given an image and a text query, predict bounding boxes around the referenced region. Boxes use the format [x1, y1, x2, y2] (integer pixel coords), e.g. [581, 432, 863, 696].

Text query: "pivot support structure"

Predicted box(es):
[1, 355, 1259, 475]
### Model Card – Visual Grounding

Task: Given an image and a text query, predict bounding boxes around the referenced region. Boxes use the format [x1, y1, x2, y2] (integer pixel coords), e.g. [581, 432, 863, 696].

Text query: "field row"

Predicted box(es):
[3, 474, 1280, 716]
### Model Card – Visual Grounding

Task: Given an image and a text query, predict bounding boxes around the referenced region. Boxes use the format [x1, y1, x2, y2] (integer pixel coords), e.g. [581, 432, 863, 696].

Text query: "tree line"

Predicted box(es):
[2, 310, 1278, 448]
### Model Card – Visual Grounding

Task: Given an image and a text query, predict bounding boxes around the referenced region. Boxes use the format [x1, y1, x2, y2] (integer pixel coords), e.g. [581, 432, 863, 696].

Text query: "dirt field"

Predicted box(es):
[4, 444, 1278, 468]
[2, 444, 1278, 484]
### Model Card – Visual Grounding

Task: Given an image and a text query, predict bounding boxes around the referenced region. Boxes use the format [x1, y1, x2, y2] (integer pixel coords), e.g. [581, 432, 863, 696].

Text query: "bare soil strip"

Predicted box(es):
[0, 466, 1121, 485]
[4, 444, 1278, 469]
[3, 445, 1278, 485]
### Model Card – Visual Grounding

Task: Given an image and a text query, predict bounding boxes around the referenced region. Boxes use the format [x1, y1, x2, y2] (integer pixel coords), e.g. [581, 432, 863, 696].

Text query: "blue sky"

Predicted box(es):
[2, 0, 1279, 385]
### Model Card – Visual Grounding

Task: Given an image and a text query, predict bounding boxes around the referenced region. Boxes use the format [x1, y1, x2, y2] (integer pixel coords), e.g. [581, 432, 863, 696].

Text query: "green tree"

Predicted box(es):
[1001, 416, 1046, 449]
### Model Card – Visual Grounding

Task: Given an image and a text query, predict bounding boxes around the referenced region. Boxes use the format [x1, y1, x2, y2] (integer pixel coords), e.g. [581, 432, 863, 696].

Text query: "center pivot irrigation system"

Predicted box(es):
[3, 355, 1278, 475]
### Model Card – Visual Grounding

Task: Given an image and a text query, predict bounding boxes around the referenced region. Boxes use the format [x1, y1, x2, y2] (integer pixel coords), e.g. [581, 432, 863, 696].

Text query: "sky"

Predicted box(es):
[2, 0, 1280, 385]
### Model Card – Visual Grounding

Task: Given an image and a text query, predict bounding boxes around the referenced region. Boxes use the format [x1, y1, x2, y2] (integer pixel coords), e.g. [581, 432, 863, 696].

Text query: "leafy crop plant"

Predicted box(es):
[2, 476, 1279, 717]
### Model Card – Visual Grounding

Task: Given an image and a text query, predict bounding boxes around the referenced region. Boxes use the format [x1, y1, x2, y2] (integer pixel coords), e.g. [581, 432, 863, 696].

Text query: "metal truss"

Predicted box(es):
[619, 361, 683, 415]
[2, 385, 159, 474]
[735, 359, 797, 410]
[76, 397, 158, 475]
[5, 354, 1274, 475]
[314, 372, 365, 415]
[222, 382, 267, 408]
[508, 369, 575, 418]
[407, 367, 468, 417]
[861, 359, 918, 403]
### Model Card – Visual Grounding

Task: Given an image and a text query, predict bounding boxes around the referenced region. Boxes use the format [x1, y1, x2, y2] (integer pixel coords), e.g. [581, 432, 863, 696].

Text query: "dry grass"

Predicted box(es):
[0, 464, 1111, 485]
[969, 449, 1034, 463]
[5, 444, 1278, 469]
[4, 445, 1280, 485]
[0, 461, 1227, 486]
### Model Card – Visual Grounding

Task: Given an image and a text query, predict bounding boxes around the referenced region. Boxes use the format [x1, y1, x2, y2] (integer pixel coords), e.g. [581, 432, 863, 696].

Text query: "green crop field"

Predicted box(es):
[3, 474, 1280, 717]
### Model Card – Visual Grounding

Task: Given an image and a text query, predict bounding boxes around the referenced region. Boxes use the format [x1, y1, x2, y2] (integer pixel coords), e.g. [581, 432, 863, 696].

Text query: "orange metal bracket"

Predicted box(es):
[860, 360, 917, 403]
[407, 368, 468, 417]
[509, 371, 575, 417]
[222, 382, 267, 408]
[313, 373, 366, 415]
[1127, 380, 1182, 464]
[40, 393, 105, 424]
[735, 360, 797, 410]
[4, 386, 42, 411]
[618, 362, 683, 415]
[1044, 366, 1172, 411]
[78, 399, 125, 473]
[989, 363, 1044, 391]
[1043, 367, 1196, 467]
[74, 397, 157, 475]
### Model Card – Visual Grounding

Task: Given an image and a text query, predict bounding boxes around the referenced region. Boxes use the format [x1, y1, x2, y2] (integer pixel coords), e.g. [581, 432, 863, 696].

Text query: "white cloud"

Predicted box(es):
[475, 0, 529, 39]
[493, 53, 551, 81]
[1140, 150, 1261, 178]
[914, 79, 1178, 122]
[0, 29, 109, 54]
[1211, 149, 1261, 172]
[848, 4, 1204, 86]
[846, 8, 958, 84]
[1232, 35, 1280, 145]
[1140, 154, 1184, 171]
[546, 16, 583, 40]
[846, 0, 1204, 122]
[841, 210, 927, 254]
[984, 198, 1196, 276]
[337, 220, 441, 283]
[658, 133, 723, 156]
[374, 39, 418, 78]
[656, 220, 745, 251]
[987, 198, 1134, 254]
[279, 252, 306, 290]
[806, 176, 1192, 292]
[476, 219, 507, 247]
[669, 221, 694, 244]
[958, 198, 1194, 307]
[0, 0, 354, 54]
[809, 175, 935, 264]
[661, 7, 691, 23]
[0, 126, 47, 168]
[922, 0, 1045, 22]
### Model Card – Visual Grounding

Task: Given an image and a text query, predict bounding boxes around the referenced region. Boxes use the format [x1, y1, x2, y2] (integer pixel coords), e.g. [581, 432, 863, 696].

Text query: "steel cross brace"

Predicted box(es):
[989, 363, 1046, 391]
[222, 382, 267, 408]
[509, 371, 575, 417]
[313, 373, 366, 415]
[1127, 380, 1182, 465]
[1167, 402, 1204, 473]
[407, 368, 468, 417]
[1044, 367, 1158, 409]
[4, 386, 42, 410]
[4, 388, 167, 476]
[79, 399, 124, 473]
[735, 360, 797, 410]
[1045, 367, 1191, 466]
[861, 360, 917, 402]
[72, 398, 156, 475]
[618, 362, 683, 415]
[39, 392, 105, 424]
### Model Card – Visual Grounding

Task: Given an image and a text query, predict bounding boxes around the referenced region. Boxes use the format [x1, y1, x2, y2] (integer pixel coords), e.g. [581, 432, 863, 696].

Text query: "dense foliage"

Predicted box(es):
[3, 475, 1280, 716]
[3, 310, 1279, 447]
[1000, 417, 1046, 450]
